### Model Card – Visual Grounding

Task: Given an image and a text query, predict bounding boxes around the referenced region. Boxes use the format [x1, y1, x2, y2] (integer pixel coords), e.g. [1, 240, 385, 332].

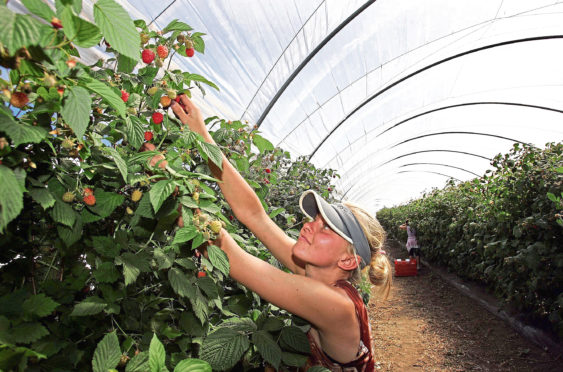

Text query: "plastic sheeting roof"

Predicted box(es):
[17, 0, 563, 212]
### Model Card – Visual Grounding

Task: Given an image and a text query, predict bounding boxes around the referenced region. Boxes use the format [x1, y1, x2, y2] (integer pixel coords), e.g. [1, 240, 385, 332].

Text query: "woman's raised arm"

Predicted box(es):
[171, 96, 304, 274]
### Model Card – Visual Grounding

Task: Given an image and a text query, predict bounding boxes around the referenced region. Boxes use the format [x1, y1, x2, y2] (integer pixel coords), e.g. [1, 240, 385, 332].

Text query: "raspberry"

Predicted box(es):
[62, 192, 75, 203]
[61, 138, 74, 149]
[140, 33, 150, 44]
[44, 75, 57, 87]
[51, 17, 62, 29]
[197, 271, 206, 278]
[126, 207, 134, 215]
[121, 90, 129, 102]
[147, 86, 158, 96]
[186, 48, 195, 57]
[160, 96, 171, 108]
[192, 192, 199, 201]
[156, 45, 168, 59]
[10, 92, 29, 108]
[131, 189, 143, 202]
[152, 112, 163, 124]
[141, 49, 155, 64]
[144, 131, 153, 141]
[127, 107, 137, 115]
[209, 220, 222, 234]
[83, 188, 94, 196]
[166, 89, 177, 99]
[83, 194, 96, 206]
[265, 168, 271, 173]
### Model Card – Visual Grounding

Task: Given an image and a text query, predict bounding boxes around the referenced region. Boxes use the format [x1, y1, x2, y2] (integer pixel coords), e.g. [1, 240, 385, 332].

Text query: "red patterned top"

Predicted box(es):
[303, 280, 374, 371]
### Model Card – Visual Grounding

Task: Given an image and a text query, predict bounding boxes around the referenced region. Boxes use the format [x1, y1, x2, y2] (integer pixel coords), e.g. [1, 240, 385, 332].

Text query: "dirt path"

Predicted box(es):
[368, 239, 561, 371]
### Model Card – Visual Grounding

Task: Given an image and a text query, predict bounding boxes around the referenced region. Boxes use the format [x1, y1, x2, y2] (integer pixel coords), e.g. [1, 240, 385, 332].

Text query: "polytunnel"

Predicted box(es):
[10, 0, 563, 212]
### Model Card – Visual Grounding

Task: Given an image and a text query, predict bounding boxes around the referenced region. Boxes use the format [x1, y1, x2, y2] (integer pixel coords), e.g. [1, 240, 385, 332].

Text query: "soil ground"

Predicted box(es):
[368, 239, 561, 372]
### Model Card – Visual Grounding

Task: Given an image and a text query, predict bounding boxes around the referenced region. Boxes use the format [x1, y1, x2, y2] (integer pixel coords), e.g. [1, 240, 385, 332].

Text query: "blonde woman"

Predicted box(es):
[172, 96, 392, 371]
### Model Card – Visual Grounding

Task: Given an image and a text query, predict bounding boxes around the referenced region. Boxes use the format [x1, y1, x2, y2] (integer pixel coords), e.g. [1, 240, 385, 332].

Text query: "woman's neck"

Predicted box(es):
[305, 265, 349, 286]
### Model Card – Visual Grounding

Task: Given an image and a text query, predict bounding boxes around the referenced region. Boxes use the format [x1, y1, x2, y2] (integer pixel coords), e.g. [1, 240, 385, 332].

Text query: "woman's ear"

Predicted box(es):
[337, 254, 360, 271]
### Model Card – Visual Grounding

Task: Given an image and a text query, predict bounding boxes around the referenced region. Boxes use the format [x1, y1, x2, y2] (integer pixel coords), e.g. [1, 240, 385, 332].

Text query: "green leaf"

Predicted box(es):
[86, 190, 125, 219]
[547, 192, 558, 203]
[162, 19, 193, 33]
[92, 236, 120, 258]
[61, 86, 91, 139]
[29, 187, 56, 209]
[195, 141, 223, 170]
[150, 180, 176, 213]
[126, 351, 149, 372]
[252, 330, 282, 369]
[281, 352, 308, 367]
[184, 73, 218, 91]
[57, 217, 83, 247]
[196, 276, 219, 299]
[80, 76, 126, 118]
[0, 6, 43, 53]
[0, 114, 48, 147]
[115, 253, 149, 286]
[260, 317, 284, 332]
[168, 268, 195, 298]
[70, 298, 107, 316]
[269, 207, 285, 218]
[149, 333, 166, 372]
[173, 359, 211, 372]
[191, 33, 205, 54]
[220, 318, 257, 333]
[280, 326, 310, 354]
[21, 0, 56, 22]
[92, 331, 121, 372]
[200, 328, 250, 371]
[104, 147, 128, 183]
[125, 116, 145, 149]
[252, 134, 274, 153]
[118, 53, 137, 74]
[190, 288, 209, 325]
[94, 262, 120, 283]
[10, 322, 49, 344]
[51, 199, 76, 228]
[207, 245, 230, 276]
[22, 294, 59, 318]
[0, 165, 24, 232]
[63, 11, 102, 48]
[93, 0, 140, 60]
[172, 226, 198, 245]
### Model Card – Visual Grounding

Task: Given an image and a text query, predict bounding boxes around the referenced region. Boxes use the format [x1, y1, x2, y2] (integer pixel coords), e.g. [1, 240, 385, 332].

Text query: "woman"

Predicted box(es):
[399, 220, 420, 269]
[171, 96, 392, 371]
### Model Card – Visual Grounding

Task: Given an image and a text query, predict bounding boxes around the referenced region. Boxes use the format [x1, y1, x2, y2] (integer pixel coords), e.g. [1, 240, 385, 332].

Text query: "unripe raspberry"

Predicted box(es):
[160, 95, 171, 108]
[62, 192, 75, 203]
[185, 40, 194, 49]
[155, 58, 163, 68]
[126, 207, 134, 215]
[44, 75, 57, 87]
[166, 89, 177, 99]
[83, 194, 96, 206]
[140, 33, 150, 44]
[147, 86, 158, 96]
[209, 220, 222, 234]
[202, 231, 210, 240]
[127, 107, 137, 115]
[61, 138, 75, 149]
[131, 189, 143, 202]
[192, 192, 199, 201]
[10, 92, 29, 108]
[152, 112, 163, 124]
[66, 59, 77, 68]
[156, 45, 168, 59]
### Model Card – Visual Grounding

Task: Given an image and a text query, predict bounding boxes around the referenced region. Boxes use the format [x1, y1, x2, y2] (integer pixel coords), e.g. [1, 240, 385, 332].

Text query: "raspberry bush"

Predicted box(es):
[0, 1, 338, 371]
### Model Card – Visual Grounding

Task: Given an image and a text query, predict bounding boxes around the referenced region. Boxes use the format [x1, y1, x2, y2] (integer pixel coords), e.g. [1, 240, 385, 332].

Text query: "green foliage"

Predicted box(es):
[378, 142, 563, 338]
[0, 3, 343, 370]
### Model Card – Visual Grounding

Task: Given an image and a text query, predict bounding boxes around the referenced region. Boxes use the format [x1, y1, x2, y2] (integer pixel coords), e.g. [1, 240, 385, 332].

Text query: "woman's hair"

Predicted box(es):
[343, 202, 392, 299]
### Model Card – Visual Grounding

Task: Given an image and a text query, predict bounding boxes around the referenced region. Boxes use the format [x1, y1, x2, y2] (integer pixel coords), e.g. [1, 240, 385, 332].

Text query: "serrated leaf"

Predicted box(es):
[86, 190, 125, 219]
[190, 288, 208, 325]
[93, 0, 139, 60]
[92, 236, 120, 258]
[191, 33, 205, 54]
[154, 248, 174, 270]
[281, 352, 308, 367]
[10, 322, 49, 344]
[0, 165, 24, 232]
[220, 318, 257, 333]
[196, 276, 219, 299]
[65, 12, 102, 48]
[261, 317, 284, 332]
[149, 333, 166, 372]
[126, 351, 149, 372]
[126, 116, 145, 149]
[252, 330, 281, 369]
[57, 217, 83, 247]
[150, 180, 176, 213]
[50, 199, 76, 228]
[0, 6, 43, 53]
[280, 326, 310, 354]
[0, 114, 48, 147]
[61, 86, 91, 139]
[252, 134, 274, 153]
[269, 207, 285, 218]
[29, 187, 56, 209]
[22, 294, 59, 318]
[70, 298, 107, 316]
[200, 328, 250, 371]
[162, 19, 193, 33]
[168, 268, 194, 298]
[173, 358, 211, 372]
[196, 141, 223, 170]
[118, 53, 137, 73]
[80, 76, 126, 118]
[21, 0, 56, 22]
[207, 245, 230, 276]
[175, 258, 197, 271]
[104, 147, 128, 183]
[184, 73, 218, 91]
[92, 331, 121, 372]
[115, 252, 149, 286]
[172, 226, 198, 245]
[94, 262, 120, 283]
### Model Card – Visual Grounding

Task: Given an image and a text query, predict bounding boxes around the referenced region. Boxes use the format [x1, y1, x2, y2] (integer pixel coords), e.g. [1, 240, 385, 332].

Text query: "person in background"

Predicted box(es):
[171, 95, 392, 371]
[399, 220, 420, 269]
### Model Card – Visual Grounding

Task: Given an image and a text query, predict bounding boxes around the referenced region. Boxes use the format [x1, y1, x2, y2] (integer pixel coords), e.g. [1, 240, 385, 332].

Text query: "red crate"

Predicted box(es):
[394, 258, 418, 276]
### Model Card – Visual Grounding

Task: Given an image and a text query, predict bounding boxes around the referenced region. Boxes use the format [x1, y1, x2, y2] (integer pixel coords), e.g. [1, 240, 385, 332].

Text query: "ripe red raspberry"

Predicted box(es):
[265, 168, 271, 174]
[152, 112, 163, 124]
[83, 188, 94, 196]
[197, 271, 206, 278]
[142, 49, 155, 64]
[120, 90, 129, 102]
[10, 92, 29, 108]
[186, 48, 195, 57]
[156, 45, 168, 59]
[51, 17, 62, 29]
[144, 131, 153, 141]
[83, 194, 96, 206]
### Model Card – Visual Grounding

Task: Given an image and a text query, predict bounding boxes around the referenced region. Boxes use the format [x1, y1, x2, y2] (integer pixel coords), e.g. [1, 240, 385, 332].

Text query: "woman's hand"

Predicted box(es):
[171, 95, 209, 139]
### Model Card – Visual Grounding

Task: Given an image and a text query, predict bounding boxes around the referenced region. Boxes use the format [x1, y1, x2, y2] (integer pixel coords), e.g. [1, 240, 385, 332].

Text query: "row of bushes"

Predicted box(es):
[377, 142, 563, 338]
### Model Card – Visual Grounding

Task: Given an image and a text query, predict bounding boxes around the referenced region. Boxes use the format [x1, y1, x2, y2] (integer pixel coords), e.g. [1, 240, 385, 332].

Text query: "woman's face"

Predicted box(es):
[293, 214, 350, 268]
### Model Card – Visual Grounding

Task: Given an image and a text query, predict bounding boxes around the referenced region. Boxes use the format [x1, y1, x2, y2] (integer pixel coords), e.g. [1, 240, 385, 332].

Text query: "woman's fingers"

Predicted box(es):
[171, 101, 189, 124]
